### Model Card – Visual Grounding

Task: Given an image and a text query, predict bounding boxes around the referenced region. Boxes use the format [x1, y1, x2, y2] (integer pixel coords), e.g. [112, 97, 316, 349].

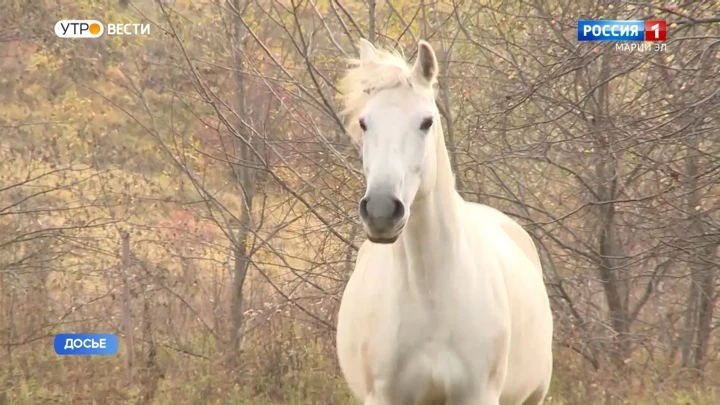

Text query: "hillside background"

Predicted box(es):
[1, 0, 719, 404]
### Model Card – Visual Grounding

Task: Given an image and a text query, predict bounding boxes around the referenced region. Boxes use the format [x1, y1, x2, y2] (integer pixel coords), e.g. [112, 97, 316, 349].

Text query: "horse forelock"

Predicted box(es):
[338, 48, 428, 143]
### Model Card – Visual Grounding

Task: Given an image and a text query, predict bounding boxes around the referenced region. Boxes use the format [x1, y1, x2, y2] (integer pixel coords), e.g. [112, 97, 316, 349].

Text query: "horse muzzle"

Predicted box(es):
[359, 193, 406, 244]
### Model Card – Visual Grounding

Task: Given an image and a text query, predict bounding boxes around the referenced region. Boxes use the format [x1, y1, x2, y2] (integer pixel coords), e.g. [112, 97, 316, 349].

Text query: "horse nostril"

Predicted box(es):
[359, 197, 369, 219]
[392, 198, 405, 220]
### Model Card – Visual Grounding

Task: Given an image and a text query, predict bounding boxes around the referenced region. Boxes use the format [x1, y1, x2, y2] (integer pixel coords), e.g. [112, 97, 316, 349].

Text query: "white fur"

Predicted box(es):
[336, 39, 554, 405]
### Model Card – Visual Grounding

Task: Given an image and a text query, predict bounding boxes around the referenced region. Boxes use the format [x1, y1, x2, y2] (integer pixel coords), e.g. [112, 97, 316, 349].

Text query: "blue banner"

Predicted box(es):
[577, 20, 645, 41]
[54, 333, 119, 356]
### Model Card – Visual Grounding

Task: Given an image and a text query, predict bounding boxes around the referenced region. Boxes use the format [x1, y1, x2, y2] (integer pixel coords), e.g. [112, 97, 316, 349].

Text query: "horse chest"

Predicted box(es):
[395, 305, 465, 370]
[341, 243, 511, 402]
[371, 292, 494, 401]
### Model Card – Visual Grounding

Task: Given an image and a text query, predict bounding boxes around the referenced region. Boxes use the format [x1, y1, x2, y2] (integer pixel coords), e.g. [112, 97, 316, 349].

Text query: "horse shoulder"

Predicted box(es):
[464, 202, 542, 274]
[461, 201, 549, 319]
[463, 202, 553, 402]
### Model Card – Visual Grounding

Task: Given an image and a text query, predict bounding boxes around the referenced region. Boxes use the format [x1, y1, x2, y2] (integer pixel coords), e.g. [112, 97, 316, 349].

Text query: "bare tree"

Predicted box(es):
[1, 0, 718, 403]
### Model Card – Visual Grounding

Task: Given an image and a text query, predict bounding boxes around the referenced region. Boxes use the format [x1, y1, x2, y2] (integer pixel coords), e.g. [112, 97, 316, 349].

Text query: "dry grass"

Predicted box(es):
[2, 322, 718, 404]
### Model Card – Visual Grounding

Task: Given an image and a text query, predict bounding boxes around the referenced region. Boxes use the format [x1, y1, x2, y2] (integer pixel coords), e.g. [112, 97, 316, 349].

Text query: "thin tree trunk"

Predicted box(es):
[591, 51, 630, 367]
[344, 224, 358, 277]
[681, 280, 699, 367]
[367, 0, 376, 44]
[226, 0, 254, 371]
[1, 272, 14, 405]
[681, 134, 717, 375]
[141, 282, 160, 403]
[693, 244, 717, 374]
[120, 231, 134, 384]
[595, 153, 631, 365]
[689, 55, 718, 377]
[681, 134, 701, 370]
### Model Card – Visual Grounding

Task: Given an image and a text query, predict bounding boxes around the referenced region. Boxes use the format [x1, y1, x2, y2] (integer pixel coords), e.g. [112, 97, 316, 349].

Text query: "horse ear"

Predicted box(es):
[412, 40, 438, 85]
[358, 38, 378, 63]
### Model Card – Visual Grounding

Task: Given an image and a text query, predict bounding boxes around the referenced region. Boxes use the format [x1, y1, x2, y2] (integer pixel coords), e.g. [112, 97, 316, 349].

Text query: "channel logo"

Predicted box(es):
[55, 20, 152, 38]
[55, 20, 104, 38]
[577, 20, 667, 42]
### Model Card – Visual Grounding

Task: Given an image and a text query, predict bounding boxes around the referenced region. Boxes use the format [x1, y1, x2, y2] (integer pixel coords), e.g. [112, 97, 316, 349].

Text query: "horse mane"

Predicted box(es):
[337, 44, 433, 143]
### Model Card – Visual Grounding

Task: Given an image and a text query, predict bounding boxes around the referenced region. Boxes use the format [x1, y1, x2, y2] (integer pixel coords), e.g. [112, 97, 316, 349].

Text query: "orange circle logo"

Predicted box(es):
[89, 23, 101, 35]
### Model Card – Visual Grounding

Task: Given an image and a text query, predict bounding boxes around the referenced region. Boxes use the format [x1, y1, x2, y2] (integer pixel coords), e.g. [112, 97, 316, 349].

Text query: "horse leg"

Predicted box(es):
[521, 391, 545, 405]
[521, 381, 549, 405]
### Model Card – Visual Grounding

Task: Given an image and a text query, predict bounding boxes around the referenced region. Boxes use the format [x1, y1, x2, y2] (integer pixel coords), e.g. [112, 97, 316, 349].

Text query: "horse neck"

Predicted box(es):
[393, 123, 463, 294]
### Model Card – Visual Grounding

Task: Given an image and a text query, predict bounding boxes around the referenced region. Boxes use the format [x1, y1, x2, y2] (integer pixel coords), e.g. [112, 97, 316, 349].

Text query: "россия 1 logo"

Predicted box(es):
[54, 333, 119, 355]
[577, 20, 667, 42]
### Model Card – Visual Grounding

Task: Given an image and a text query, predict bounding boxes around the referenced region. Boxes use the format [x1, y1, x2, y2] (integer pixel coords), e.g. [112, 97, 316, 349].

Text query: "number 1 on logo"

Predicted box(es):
[644, 20, 667, 41]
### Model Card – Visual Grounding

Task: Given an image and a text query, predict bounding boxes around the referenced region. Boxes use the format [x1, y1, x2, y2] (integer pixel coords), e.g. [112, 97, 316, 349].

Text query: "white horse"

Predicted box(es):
[335, 39, 554, 405]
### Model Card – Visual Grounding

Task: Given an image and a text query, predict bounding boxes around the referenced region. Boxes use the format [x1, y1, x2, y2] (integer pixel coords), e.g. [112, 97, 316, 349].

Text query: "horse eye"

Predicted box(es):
[359, 118, 367, 131]
[420, 117, 433, 131]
